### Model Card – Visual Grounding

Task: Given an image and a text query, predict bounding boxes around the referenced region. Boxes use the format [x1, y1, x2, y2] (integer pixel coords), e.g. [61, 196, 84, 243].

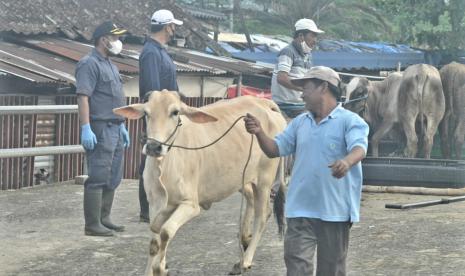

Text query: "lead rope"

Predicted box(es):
[142, 115, 253, 274]
[142, 116, 246, 150]
[238, 134, 254, 275]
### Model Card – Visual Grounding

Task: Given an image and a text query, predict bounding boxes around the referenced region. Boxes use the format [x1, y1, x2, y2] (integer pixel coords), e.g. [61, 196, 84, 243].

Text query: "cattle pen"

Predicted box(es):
[2, 71, 465, 275]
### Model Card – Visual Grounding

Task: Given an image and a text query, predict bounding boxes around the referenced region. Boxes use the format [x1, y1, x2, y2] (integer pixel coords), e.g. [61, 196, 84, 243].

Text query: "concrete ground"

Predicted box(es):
[1, 180, 465, 276]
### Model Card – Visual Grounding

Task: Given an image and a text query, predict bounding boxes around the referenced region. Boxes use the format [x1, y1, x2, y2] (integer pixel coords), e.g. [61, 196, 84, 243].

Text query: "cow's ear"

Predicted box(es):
[113, 104, 145, 119]
[180, 104, 217, 123]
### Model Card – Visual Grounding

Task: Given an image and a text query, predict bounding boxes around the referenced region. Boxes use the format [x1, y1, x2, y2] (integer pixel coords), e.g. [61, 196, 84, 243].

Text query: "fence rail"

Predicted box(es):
[0, 105, 78, 115]
[0, 95, 38, 190]
[0, 145, 84, 158]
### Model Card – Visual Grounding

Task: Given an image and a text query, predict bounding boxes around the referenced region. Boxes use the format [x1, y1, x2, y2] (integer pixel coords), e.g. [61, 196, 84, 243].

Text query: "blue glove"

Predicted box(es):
[81, 123, 97, 150]
[120, 123, 130, 148]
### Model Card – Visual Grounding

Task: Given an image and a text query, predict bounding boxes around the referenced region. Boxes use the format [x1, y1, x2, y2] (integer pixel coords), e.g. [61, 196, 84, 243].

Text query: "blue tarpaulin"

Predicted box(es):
[223, 39, 426, 71]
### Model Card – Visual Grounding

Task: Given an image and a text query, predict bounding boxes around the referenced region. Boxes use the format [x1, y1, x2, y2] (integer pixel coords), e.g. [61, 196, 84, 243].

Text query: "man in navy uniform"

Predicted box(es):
[75, 21, 130, 236]
[138, 9, 183, 222]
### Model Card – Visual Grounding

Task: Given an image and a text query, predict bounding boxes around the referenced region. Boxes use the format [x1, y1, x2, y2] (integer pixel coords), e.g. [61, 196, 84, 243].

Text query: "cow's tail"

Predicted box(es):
[273, 158, 286, 239]
[418, 73, 428, 148]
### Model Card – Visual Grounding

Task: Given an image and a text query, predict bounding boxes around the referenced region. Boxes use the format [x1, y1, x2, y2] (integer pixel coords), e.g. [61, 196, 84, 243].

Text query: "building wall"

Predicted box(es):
[123, 75, 234, 98]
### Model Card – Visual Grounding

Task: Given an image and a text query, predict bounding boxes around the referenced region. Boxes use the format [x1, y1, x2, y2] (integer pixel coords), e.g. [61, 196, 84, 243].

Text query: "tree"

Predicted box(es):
[252, 0, 392, 41]
[371, 0, 465, 50]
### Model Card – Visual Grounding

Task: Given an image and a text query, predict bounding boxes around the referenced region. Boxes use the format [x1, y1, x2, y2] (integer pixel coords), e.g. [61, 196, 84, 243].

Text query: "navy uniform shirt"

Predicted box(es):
[75, 49, 125, 122]
[139, 37, 178, 99]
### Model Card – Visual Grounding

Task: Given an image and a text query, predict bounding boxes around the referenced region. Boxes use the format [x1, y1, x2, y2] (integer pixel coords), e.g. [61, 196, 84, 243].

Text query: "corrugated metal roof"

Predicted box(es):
[121, 43, 227, 75]
[19, 38, 139, 75]
[180, 5, 226, 21]
[0, 0, 224, 39]
[0, 62, 52, 83]
[0, 41, 75, 83]
[0, 37, 239, 84]
[0, 0, 156, 39]
[169, 48, 272, 75]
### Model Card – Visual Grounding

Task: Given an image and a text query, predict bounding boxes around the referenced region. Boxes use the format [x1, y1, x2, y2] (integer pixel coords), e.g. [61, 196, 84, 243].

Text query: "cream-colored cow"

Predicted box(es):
[114, 91, 286, 276]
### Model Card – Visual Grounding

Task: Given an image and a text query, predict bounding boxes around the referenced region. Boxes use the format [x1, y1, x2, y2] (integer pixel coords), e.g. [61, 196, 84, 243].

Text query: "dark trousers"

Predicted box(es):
[85, 121, 124, 190]
[284, 217, 351, 276]
[139, 154, 149, 217]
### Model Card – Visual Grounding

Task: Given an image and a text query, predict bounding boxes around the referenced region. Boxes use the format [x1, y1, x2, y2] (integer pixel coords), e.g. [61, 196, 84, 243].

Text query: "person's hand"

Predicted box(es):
[120, 123, 130, 148]
[244, 113, 263, 135]
[328, 159, 350, 179]
[81, 123, 97, 150]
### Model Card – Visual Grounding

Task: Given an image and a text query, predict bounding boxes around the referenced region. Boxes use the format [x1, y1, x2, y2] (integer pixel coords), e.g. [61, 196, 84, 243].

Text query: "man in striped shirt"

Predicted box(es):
[271, 18, 324, 119]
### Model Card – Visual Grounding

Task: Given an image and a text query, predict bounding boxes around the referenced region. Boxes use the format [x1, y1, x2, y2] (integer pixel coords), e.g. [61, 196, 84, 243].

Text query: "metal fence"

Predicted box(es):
[0, 95, 224, 190]
[0, 95, 38, 190]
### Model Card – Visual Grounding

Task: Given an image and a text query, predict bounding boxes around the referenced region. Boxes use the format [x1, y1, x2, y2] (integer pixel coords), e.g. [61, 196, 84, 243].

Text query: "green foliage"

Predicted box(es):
[182, 0, 465, 52]
[371, 0, 465, 50]
[235, 18, 290, 36]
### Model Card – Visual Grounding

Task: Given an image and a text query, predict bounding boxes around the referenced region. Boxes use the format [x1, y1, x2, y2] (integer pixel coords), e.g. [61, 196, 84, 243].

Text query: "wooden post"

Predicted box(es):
[200, 76, 205, 105]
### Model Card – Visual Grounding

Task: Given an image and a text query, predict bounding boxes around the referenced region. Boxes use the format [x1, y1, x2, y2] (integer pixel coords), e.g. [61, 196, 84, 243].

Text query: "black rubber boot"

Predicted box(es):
[101, 188, 125, 232]
[84, 188, 114, 236]
[139, 177, 150, 223]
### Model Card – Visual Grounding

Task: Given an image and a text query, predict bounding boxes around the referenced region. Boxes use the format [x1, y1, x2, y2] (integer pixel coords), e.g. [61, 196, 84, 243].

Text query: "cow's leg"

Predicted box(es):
[370, 119, 394, 157]
[230, 169, 274, 274]
[439, 111, 451, 159]
[239, 183, 254, 251]
[454, 119, 465, 159]
[423, 115, 442, 159]
[152, 203, 200, 276]
[401, 115, 418, 158]
[145, 207, 176, 276]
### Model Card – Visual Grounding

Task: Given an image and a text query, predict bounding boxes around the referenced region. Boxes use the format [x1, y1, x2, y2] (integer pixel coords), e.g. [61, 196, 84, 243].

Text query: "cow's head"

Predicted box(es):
[342, 77, 369, 116]
[113, 90, 217, 157]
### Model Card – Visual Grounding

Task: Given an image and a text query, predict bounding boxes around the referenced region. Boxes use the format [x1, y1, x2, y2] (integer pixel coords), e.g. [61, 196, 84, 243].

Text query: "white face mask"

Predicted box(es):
[106, 39, 123, 55]
[301, 41, 312, 54]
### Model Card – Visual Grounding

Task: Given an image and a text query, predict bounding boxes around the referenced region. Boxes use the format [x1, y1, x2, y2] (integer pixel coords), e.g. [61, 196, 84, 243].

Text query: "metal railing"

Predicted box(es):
[0, 105, 78, 115]
[0, 105, 83, 159]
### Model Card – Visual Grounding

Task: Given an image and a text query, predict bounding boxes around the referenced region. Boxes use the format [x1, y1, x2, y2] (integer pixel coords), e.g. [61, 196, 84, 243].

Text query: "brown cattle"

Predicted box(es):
[398, 64, 445, 158]
[439, 62, 465, 159]
[344, 72, 403, 157]
[114, 91, 286, 276]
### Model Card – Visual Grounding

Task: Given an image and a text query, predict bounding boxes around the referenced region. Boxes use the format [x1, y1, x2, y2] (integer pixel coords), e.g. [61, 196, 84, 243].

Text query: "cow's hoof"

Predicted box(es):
[228, 262, 251, 275]
[153, 267, 169, 276]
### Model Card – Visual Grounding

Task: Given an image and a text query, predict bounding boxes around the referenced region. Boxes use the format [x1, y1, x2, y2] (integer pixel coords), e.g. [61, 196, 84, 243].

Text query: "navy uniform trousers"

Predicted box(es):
[85, 120, 124, 190]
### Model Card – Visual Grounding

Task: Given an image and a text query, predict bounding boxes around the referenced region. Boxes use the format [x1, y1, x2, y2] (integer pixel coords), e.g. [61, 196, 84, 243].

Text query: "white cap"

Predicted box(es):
[295, 18, 324, 34]
[151, 9, 183, 26]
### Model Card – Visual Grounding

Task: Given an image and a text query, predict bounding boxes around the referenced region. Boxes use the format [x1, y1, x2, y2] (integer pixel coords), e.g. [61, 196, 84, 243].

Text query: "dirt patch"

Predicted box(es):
[1, 181, 465, 275]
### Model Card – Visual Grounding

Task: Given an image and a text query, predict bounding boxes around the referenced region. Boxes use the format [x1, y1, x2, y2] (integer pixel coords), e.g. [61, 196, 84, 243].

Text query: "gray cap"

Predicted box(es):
[291, 66, 340, 87]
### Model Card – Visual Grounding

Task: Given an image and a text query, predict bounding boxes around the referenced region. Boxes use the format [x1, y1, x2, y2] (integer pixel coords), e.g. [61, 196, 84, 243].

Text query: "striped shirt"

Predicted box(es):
[271, 41, 312, 104]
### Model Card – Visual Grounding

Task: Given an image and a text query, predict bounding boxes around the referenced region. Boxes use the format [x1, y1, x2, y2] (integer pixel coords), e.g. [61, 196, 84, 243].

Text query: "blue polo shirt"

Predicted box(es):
[275, 104, 369, 222]
[139, 37, 178, 99]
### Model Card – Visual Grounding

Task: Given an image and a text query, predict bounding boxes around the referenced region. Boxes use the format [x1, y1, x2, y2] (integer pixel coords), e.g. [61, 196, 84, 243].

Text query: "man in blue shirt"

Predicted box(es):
[138, 9, 183, 222]
[244, 66, 369, 275]
[76, 21, 130, 236]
